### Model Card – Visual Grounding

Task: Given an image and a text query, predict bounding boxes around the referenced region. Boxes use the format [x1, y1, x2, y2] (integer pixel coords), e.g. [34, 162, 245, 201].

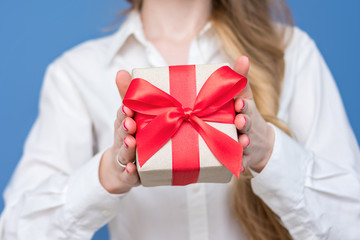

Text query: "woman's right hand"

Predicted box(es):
[99, 70, 140, 194]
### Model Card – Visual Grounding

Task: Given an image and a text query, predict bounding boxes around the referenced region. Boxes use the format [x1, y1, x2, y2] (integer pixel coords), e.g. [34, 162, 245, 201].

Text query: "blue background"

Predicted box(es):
[0, 1, 359, 239]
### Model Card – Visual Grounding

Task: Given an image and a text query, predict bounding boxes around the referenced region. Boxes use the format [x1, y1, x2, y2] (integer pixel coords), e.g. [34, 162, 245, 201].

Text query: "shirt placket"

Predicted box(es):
[186, 183, 209, 240]
[133, 26, 213, 240]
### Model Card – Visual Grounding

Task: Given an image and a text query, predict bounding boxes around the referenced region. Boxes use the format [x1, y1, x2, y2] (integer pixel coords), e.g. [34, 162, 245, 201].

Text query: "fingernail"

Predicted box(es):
[123, 139, 129, 148]
[243, 116, 247, 128]
[121, 105, 126, 115]
[246, 137, 250, 148]
[240, 166, 245, 173]
[241, 99, 245, 111]
[123, 119, 128, 131]
[125, 165, 129, 173]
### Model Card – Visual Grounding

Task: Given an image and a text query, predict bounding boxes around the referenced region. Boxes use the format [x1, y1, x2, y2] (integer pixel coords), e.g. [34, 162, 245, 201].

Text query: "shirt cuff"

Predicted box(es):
[250, 124, 312, 216]
[60, 150, 128, 238]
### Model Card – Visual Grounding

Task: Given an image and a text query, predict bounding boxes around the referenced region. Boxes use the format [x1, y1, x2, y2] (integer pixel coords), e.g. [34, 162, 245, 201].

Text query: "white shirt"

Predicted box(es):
[1, 10, 359, 240]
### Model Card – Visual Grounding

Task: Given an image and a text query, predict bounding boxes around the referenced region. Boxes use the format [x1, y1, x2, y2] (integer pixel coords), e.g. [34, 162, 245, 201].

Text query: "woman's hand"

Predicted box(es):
[99, 71, 140, 194]
[233, 56, 275, 173]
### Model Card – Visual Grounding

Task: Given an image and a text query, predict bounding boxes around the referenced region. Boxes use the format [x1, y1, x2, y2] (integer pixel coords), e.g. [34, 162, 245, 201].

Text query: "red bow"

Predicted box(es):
[123, 66, 247, 178]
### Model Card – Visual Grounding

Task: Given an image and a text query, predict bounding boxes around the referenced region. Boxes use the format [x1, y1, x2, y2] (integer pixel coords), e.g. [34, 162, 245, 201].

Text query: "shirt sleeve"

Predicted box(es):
[0, 57, 127, 240]
[250, 29, 360, 239]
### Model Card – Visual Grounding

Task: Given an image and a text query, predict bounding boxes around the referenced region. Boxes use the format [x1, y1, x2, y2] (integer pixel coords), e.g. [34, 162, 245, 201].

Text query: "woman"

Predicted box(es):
[1, 0, 359, 239]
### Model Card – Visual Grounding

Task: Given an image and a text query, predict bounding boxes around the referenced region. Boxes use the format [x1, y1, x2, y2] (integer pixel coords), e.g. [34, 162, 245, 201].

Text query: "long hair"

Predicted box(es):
[126, 0, 293, 239]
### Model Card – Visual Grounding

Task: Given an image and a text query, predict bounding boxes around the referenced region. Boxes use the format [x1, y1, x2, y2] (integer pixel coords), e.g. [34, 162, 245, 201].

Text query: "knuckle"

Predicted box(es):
[114, 119, 119, 129]
[117, 154, 128, 165]
[116, 126, 123, 136]
[117, 108, 125, 120]
[246, 117, 252, 130]
[117, 108, 122, 118]
[116, 128, 126, 142]
[118, 124, 126, 134]
[243, 155, 251, 166]
[243, 115, 251, 130]
[243, 101, 248, 112]
[131, 174, 141, 185]
[119, 148, 132, 164]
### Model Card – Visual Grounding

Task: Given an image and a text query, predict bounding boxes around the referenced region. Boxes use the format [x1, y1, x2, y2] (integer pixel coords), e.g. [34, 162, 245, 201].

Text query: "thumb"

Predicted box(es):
[233, 56, 252, 99]
[233, 56, 249, 78]
[116, 70, 132, 100]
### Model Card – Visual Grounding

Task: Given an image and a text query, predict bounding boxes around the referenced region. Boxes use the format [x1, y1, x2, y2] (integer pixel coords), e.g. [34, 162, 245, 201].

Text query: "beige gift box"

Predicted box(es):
[131, 63, 239, 187]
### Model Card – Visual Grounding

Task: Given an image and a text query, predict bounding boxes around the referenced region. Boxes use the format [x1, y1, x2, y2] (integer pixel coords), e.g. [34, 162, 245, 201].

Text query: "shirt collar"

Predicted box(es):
[106, 10, 214, 65]
[106, 10, 143, 65]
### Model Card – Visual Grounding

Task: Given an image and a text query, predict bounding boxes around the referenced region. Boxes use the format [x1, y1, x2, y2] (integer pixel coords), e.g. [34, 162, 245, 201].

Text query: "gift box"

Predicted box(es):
[123, 63, 247, 187]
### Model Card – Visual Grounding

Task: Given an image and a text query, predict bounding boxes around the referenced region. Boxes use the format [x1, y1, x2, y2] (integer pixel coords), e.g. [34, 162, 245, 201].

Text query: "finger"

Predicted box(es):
[114, 108, 136, 156]
[235, 114, 251, 133]
[121, 117, 137, 135]
[115, 106, 135, 131]
[242, 155, 250, 168]
[115, 107, 127, 129]
[122, 105, 134, 118]
[116, 70, 132, 100]
[238, 133, 250, 154]
[234, 98, 247, 113]
[233, 56, 253, 99]
[117, 135, 137, 168]
[122, 162, 141, 186]
[118, 136, 140, 186]
[233, 56, 250, 77]
[115, 117, 137, 148]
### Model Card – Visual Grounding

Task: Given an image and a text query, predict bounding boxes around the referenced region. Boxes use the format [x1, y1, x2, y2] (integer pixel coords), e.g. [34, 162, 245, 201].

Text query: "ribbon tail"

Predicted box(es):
[191, 116, 243, 178]
[136, 112, 183, 167]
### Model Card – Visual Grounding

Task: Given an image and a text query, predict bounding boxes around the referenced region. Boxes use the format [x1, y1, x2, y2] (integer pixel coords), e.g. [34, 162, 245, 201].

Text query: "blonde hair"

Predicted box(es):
[211, 1, 293, 239]
[127, 0, 293, 239]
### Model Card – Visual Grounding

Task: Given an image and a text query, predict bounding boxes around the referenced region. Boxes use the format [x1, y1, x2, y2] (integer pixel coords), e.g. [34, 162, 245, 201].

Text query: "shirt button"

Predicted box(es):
[102, 209, 111, 217]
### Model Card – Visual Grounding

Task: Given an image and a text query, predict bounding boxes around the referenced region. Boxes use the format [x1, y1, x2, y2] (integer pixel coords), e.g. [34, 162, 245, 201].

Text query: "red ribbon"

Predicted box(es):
[123, 65, 247, 181]
[169, 65, 199, 185]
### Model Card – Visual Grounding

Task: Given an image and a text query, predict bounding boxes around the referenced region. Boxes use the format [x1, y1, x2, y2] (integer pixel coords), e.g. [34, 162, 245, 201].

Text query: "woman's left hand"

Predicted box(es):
[233, 56, 275, 173]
